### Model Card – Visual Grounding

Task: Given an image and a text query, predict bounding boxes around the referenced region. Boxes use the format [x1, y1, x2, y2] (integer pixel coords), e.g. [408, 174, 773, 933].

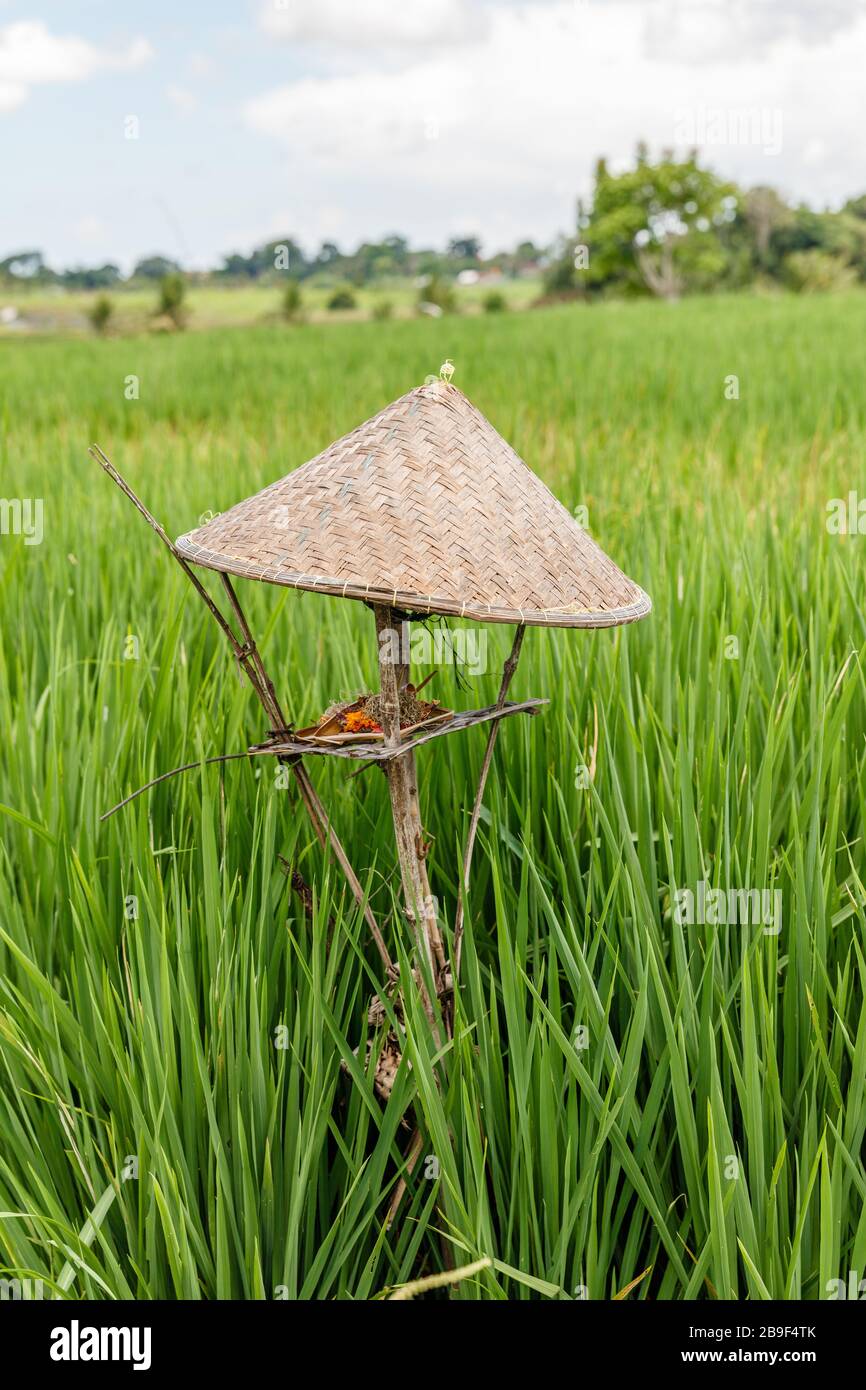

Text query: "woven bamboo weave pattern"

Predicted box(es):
[175, 381, 650, 629]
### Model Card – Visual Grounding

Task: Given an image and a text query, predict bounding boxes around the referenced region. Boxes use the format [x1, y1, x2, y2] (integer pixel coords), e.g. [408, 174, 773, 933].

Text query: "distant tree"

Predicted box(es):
[764, 204, 865, 282]
[514, 240, 542, 263]
[88, 294, 114, 334]
[220, 252, 256, 278]
[771, 205, 830, 259]
[542, 237, 586, 297]
[348, 243, 382, 284]
[218, 239, 306, 280]
[413, 249, 443, 277]
[155, 271, 187, 327]
[483, 289, 507, 312]
[819, 211, 866, 281]
[315, 241, 342, 268]
[447, 236, 482, 262]
[61, 263, 122, 289]
[742, 186, 792, 267]
[260, 238, 306, 277]
[418, 275, 457, 313]
[783, 249, 857, 293]
[326, 285, 356, 310]
[584, 149, 737, 299]
[337, 238, 413, 284]
[0, 250, 51, 282]
[134, 254, 182, 280]
[372, 299, 393, 321]
[281, 280, 303, 321]
[381, 234, 409, 268]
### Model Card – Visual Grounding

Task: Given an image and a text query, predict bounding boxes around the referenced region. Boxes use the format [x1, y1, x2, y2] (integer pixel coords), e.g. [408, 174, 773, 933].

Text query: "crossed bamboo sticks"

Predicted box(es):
[91, 442, 529, 1041]
[91, 442, 532, 1235]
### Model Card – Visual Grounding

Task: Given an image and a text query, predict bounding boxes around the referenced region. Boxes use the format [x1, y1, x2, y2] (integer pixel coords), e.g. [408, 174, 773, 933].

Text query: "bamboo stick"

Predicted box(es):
[372, 605, 445, 1034]
[89, 444, 391, 973]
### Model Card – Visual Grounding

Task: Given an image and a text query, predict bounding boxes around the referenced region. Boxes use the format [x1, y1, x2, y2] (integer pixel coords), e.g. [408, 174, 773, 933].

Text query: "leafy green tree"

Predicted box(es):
[0, 250, 54, 284]
[281, 281, 303, 321]
[764, 204, 864, 283]
[61, 263, 121, 289]
[819, 211, 866, 282]
[418, 275, 457, 313]
[381, 234, 409, 268]
[217, 239, 307, 280]
[584, 149, 737, 299]
[742, 186, 792, 269]
[88, 294, 113, 335]
[447, 236, 482, 262]
[155, 271, 187, 327]
[783, 249, 857, 292]
[326, 285, 356, 310]
[542, 236, 586, 298]
[133, 254, 181, 281]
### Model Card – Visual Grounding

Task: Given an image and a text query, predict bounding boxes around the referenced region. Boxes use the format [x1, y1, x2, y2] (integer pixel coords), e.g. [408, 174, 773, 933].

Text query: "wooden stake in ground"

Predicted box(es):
[372, 605, 447, 1030]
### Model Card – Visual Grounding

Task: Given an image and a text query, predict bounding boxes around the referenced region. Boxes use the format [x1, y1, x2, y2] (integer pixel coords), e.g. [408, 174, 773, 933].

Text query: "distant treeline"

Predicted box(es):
[0, 235, 542, 291]
[4, 147, 866, 301]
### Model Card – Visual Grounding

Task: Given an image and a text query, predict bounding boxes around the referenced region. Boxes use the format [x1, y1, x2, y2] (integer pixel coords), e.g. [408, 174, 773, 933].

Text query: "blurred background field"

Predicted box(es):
[0, 273, 545, 336]
[1, 292, 865, 1299]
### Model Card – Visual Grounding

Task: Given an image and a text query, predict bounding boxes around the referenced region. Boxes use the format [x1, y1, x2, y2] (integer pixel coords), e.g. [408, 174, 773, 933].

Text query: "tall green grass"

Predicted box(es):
[1, 292, 865, 1299]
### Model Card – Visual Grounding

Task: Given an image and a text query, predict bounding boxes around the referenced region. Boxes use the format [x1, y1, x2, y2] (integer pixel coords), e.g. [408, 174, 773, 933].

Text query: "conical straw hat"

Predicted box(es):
[175, 380, 650, 629]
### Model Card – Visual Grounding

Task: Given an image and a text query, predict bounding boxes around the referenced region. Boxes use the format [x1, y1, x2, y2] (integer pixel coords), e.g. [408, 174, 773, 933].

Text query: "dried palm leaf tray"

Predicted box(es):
[294, 686, 455, 746]
[254, 697, 547, 762]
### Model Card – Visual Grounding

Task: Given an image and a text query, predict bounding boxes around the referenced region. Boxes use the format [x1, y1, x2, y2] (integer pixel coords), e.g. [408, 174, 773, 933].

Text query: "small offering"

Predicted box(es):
[296, 678, 453, 746]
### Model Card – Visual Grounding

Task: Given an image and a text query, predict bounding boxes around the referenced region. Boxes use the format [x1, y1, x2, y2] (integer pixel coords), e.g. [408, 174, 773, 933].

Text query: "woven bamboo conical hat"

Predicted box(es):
[175, 379, 650, 629]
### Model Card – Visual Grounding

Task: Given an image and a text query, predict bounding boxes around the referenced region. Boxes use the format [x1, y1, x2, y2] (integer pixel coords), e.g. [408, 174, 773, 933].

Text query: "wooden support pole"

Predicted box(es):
[372, 605, 447, 1032]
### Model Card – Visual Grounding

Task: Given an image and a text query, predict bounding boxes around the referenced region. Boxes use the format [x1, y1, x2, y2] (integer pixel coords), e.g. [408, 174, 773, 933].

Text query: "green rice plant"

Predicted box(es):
[0, 290, 864, 1299]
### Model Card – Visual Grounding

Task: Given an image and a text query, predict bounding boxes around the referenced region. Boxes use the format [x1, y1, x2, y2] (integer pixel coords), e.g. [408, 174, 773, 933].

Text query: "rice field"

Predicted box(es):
[0, 273, 542, 337]
[1, 291, 865, 1301]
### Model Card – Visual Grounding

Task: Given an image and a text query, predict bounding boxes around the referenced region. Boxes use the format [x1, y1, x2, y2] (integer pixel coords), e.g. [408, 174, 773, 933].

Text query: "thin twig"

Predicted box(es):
[220, 572, 288, 729]
[453, 624, 526, 981]
[100, 752, 251, 820]
[89, 446, 254, 668]
[89, 443, 391, 974]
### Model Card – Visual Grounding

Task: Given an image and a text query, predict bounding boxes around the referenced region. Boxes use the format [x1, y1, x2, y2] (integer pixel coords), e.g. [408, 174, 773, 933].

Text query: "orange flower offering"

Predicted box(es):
[341, 710, 382, 734]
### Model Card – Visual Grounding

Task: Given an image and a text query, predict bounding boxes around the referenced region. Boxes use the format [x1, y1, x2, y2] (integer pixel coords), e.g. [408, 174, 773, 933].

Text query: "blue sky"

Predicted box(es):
[3, 1, 865, 272]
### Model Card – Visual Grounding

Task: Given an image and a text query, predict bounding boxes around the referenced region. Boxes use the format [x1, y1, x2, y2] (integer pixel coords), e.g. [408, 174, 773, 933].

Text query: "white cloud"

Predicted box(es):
[247, 61, 466, 162]
[167, 84, 197, 113]
[242, 0, 866, 249]
[802, 138, 827, 167]
[0, 20, 152, 111]
[640, 0, 866, 64]
[0, 79, 25, 110]
[259, 0, 486, 49]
